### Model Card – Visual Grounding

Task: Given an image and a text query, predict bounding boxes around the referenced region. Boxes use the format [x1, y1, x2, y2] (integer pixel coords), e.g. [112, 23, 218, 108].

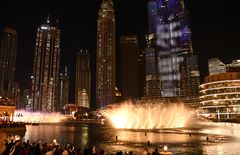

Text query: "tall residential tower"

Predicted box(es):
[58, 67, 69, 111]
[96, 0, 116, 108]
[31, 18, 61, 111]
[75, 50, 91, 108]
[0, 27, 17, 97]
[120, 35, 140, 101]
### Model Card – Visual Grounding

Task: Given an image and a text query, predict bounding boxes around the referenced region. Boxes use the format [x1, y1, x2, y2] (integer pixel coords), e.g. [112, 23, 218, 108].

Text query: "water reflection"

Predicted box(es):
[3, 122, 240, 154]
[115, 130, 203, 144]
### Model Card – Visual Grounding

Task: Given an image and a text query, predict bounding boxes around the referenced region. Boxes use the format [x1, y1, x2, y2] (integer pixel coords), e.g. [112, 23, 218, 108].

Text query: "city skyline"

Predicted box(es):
[1, 0, 240, 103]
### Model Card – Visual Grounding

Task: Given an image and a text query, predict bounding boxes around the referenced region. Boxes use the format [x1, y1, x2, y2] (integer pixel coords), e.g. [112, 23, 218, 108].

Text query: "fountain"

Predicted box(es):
[101, 101, 195, 129]
[13, 110, 63, 123]
[6, 101, 240, 154]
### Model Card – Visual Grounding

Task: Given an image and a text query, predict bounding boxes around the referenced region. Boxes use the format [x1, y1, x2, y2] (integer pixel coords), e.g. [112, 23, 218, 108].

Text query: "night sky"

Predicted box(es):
[1, 0, 240, 103]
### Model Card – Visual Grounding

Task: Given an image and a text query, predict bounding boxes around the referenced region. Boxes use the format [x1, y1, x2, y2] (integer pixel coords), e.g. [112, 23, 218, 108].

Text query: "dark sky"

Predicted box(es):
[1, 0, 240, 103]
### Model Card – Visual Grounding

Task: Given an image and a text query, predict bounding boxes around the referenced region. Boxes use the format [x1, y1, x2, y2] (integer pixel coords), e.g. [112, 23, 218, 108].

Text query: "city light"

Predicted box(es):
[164, 145, 168, 152]
[41, 26, 48, 30]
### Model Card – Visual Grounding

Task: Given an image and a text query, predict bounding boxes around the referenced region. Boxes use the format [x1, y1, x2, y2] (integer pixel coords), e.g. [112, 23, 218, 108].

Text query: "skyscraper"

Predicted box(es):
[120, 35, 140, 101]
[76, 50, 91, 108]
[0, 27, 17, 97]
[146, 0, 200, 101]
[139, 50, 146, 99]
[96, 0, 115, 108]
[145, 47, 161, 99]
[145, 1, 162, 99]
[58, 67, 69, 111]
[31, 18, 61, 111]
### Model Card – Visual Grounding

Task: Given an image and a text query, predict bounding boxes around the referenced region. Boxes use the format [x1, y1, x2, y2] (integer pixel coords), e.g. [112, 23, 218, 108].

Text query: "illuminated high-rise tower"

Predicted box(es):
[120, 35, 140, 101]
[0, 27, 17, 97]
[76, 50, 91, 108]
[96, 0, 116, 108]
[31, 17, 61, 111]
[146, 0, 200, 101]
[58, 67, 69, 111]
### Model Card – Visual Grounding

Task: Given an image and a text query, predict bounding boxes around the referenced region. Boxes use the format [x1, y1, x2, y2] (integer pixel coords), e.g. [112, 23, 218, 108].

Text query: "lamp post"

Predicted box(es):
[160, 145, 173, 155]
[217, 109, 220, 120]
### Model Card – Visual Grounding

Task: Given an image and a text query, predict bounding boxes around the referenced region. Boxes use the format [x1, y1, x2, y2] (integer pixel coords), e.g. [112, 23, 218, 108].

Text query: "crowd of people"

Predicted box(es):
[0, 122, 26, 128]
[0, 138, 162, 155]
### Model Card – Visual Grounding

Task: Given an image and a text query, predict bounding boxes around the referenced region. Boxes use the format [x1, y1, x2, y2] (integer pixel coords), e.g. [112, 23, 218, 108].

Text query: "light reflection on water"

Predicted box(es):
[4, 122, 240, 154]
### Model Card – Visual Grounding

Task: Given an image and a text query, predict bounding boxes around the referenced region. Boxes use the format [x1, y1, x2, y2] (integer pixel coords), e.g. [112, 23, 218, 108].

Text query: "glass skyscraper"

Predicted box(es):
[120, 35, 140, 101]
[31, 18, 61, 111]
[76, 50, 91, 108]
[0, 27, 17, 97]
[58, 67, 69, 111]
[96, 0, 116, 108]
[146, 0, 200, 101]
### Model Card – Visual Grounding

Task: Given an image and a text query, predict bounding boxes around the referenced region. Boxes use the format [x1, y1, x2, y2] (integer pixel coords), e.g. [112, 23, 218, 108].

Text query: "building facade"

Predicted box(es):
[139, 50, 146, 99]
[0, 27, 17, 97]
[22, 89, 31, 111]
[11, 82, 20, 109]
[199, 59, 240, 120]
[76, 50, 91, 108]
[120, 35, 140, 101]
[58, 67, 69, 111]
[31, 18, 61, 111]
[208, 58, 226, 75]
[145, 0, 200, 102]
[145, 47, 161, 99]
[96, 0, 116, 108]
[226, 59, 240, 72]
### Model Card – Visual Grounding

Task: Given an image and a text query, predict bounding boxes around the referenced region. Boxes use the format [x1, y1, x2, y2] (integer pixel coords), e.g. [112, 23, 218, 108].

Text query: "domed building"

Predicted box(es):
[199, 59, 240, 120]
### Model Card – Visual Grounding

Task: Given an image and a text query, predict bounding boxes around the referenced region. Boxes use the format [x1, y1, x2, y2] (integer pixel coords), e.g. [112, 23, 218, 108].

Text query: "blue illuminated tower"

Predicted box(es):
[146, 0, 200, 102]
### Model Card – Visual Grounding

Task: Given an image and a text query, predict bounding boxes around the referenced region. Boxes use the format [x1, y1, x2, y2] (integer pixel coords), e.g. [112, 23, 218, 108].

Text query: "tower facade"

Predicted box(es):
[75, 50, 91, 108]
[0, 27, 17, 97]
[146, 0, 200, 101]
[31, 19, 61, 111]
[120, 35, 140, 101]
[96, 0, 116, 108]
[58, 67, 69, 111]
